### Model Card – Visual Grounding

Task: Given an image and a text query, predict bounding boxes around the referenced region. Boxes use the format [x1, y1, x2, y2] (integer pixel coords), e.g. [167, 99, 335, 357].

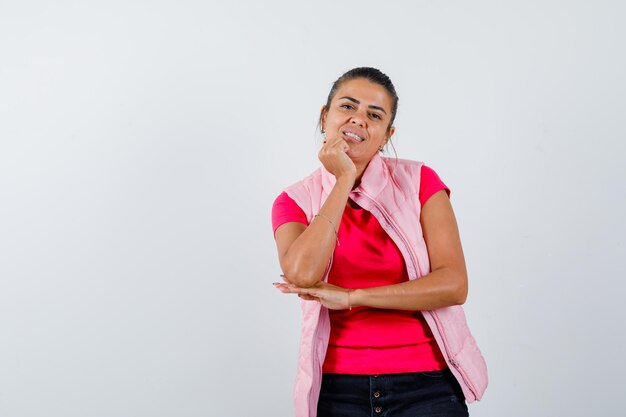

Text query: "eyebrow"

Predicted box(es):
[338, 96, 388, 115]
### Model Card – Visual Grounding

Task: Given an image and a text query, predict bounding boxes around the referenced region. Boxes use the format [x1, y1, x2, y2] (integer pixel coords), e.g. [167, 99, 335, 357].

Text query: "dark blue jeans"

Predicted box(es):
[317, 369, 469, 417]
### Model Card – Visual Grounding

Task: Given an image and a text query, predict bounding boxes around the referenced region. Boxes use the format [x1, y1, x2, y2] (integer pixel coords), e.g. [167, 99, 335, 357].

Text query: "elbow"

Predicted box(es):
[439, 268, 467, 306]
[286, 274, 321, 288]
[430, 266, 468, 306]
[281, 260, 324, 288]
[452, 272, 468, 305]
[454, 286, 468, 305]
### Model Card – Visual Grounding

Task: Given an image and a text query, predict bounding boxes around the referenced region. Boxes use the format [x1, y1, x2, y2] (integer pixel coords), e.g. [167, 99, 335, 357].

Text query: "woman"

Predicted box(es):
[272, 67, 487, 417]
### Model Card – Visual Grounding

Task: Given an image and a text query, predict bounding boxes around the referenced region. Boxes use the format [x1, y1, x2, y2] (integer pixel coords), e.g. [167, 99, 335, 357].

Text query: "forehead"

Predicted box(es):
[333, 78, 393, 111]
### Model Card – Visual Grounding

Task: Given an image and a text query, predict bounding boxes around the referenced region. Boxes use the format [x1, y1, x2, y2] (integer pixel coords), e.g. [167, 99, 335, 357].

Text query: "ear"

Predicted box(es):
[385, 126, 395, 146]
[319, 105, 327, 132]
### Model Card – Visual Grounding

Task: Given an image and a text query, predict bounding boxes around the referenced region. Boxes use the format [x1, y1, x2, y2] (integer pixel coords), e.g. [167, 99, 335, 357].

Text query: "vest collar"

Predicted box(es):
[321, 152, 390, 199]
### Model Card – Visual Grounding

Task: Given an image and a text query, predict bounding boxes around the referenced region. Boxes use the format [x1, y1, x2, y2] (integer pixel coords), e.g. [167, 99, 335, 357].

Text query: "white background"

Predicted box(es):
[1, 1, 625, 416]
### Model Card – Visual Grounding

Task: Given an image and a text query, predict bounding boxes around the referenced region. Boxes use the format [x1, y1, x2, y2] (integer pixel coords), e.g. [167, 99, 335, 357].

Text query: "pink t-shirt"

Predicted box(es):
[272, 165, 450, 374]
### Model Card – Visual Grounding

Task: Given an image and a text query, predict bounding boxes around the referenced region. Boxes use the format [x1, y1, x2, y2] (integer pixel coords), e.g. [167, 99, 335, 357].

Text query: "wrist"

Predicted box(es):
[335, 174, 356, 189]
[349, 288, 365, 308]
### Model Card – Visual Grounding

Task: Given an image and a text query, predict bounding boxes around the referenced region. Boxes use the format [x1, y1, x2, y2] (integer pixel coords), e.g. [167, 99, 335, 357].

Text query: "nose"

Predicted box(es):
[350, 116, 364, 128]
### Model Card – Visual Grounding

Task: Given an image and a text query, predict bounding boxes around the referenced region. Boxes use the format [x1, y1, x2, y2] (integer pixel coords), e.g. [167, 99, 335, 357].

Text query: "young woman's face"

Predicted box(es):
[321, 78, 395, 168]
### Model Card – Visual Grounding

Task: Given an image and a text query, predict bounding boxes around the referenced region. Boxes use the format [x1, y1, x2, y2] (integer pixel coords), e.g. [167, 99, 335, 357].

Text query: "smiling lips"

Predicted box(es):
[343, 130, 364, 143]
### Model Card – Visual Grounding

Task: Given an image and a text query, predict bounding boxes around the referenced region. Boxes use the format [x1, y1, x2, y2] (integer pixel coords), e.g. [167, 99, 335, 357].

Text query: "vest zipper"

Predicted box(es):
[352, 190, 421, 276]
[352, 190, 478, 400]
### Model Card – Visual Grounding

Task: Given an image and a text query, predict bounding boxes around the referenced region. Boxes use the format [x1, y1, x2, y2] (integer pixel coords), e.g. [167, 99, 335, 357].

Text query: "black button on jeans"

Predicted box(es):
[317, 371, 469, 417]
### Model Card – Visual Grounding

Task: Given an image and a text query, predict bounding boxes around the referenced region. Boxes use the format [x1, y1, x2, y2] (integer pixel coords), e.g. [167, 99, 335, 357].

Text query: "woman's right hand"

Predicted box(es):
[274, 135, 357, 288]
[318, 135, 357, 181]
[274, 281, 353, 310]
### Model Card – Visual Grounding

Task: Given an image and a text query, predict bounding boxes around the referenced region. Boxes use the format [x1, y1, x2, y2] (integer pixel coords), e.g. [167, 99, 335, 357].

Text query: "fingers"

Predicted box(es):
[321, 136, 349, 151]
[273, 283, 299, 293]
[318, 137, 352, 173]
[298, 294, 317, 301]
[274, 283, 320, 302]
[273, 283, 312, 294]
[273, 283, 320, 297]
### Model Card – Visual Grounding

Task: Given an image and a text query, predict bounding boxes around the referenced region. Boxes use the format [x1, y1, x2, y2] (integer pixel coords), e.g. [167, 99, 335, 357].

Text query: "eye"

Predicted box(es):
[340, 103, 354, 110]
[370, 113, 382, 120]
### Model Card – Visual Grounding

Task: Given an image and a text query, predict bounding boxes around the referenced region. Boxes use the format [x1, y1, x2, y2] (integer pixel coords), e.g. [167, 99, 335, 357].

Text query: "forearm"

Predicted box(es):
[280, 175, 354, 287]
[349, 267, 468, 311]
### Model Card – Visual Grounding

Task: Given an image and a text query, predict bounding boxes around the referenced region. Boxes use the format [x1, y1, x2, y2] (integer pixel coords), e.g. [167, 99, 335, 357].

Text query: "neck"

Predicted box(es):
[353, 161, 370, 189]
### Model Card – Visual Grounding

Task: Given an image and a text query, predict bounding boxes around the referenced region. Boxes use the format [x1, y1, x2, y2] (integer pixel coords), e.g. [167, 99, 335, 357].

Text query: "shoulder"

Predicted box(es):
[419, 165, 450, 205]
[280, 167, 324, 219]
[272, 191, 297, 208]
[283, 167, 324, 192]
[381, 157, 446, 181]
[420, 165, 443, 182]
[272, 192, 307, 234]
[379, 158, 450, 203]
[382, 156, 424, 173]
[380, 157, 424, 192]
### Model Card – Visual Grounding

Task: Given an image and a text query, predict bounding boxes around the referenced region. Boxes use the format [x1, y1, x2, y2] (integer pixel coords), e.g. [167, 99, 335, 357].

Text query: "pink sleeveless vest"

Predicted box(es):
[283, 153, 488, 417]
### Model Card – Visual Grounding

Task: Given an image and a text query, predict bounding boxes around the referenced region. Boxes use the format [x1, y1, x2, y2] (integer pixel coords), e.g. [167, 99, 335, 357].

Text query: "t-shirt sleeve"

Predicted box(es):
[419, 165, 451, 206]
[272, 192, 308, 234]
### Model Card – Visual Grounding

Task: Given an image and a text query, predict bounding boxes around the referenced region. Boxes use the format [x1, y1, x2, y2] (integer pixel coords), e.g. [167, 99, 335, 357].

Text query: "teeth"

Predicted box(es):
[345, 132, 363, 142]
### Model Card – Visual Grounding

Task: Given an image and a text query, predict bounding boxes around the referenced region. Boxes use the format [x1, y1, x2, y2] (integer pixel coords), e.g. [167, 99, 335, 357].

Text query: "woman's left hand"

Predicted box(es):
[274, 280, 353, 310]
